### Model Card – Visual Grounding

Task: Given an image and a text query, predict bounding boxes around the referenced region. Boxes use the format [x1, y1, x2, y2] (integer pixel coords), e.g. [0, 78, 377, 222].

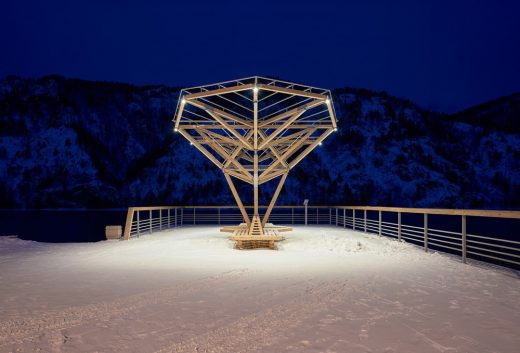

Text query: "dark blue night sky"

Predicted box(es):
[1, 0, 519, 113]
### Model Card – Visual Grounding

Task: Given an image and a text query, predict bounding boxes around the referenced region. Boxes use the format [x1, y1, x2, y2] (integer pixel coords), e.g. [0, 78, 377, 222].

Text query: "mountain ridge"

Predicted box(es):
[0, 75, 518, 209]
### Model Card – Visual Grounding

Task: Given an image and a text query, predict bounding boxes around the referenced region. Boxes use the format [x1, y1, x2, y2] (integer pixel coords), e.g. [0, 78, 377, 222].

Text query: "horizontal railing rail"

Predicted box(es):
[123, 205, 333, 240]
[331, 207, 520, 269]
[123, 205, 520, 270]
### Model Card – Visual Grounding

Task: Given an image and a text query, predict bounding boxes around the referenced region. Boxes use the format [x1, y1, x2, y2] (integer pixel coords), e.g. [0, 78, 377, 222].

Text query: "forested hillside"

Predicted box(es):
[1, 76, 518, 209]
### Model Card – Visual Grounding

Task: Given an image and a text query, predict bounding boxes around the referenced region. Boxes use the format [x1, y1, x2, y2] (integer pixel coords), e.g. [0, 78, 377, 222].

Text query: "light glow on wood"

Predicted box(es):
[174, 76, 337, 237]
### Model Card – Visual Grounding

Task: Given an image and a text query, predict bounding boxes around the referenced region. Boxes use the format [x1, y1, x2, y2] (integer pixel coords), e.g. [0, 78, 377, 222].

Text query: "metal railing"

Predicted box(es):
[123, 205, 520, 270]
[331, 206, 520, 269]
[123, 207, 181, 239]
[123, 205, 332, 239]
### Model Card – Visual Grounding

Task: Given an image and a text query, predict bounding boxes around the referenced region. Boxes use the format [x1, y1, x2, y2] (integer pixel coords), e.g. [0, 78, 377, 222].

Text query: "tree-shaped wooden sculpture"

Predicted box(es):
[174, 77, 337, 249]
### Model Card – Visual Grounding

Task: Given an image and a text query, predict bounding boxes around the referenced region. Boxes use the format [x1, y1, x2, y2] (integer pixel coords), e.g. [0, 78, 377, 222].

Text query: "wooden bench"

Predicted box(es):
[222, 221, 290, 250]
[230, 234, 284, 249]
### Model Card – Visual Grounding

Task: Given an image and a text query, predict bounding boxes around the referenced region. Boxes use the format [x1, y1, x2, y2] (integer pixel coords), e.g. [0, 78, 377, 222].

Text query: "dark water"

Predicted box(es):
[0, 210, 127, 243]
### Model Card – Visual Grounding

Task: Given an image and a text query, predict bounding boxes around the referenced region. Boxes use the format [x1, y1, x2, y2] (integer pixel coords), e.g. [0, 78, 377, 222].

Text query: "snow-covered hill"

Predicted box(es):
[0, 76, 518, 208]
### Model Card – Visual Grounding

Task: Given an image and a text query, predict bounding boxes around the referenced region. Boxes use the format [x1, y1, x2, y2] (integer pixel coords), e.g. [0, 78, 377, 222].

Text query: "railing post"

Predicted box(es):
[193, 208, 196, 225]
[317, 208, 319, 224]
[462, 215, 467, 263]
[329, 208, 331, 225]
[335, 208, 338, 226]
[398, 211, 401, 241]
[159, 209, 162, 231]
[137, 210, 140, 238]
[353, 209, 356, 230]
[149, 210, 152, 234]
[218, 207, 221, 225]
[378, 210, 382, 236]
[123, 208, 134, 240]
[304, 205, 308, 225]
[292, 207, 294, 225]
[175, 208, 178, 228]
[168, 208, 170, 229]
[364, 210, 367, 233]
[424, 213, 428, 252]
[181, 208, 184, 226]
[343, 208, 346, 228]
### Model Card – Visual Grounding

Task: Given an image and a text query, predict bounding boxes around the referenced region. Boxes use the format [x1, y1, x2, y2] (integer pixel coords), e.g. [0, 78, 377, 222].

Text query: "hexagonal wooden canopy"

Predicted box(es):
[173, 76, 337, 230]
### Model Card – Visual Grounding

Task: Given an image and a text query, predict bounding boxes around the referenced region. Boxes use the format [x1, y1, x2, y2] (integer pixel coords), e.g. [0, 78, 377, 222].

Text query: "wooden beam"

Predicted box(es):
[289, 128, 334, 169]
[174, 99, 187, 130]
[258, 99, 323, 128]
[257, 151, 274, 163]
[259, 128, 315, 180]
[257, 131, 285, 167]
[127, 205, 520, 220]
[184, 83, 255, 100]
[259, 169, 288, 185]
[257, 83, 328, 100]
[224, 130, 255, 168]
[180, 124, 333, 129]
[326, 99, 337, 129]
[186, 99, 252, 126]
[225, 169, 253, 184]
[258, 109, 307, 150]
[263, 124, 332, 129]
[199, 128, 242, 146]
[123, 207, 134, 240]
[238, 151, 255, 163]
[224, 172, 251, 225]
[253, 152, 259, 215]
[264, 129, 308, 147]
[198, 130, 251, 178]
[178, 129, 223, 169]
[262, 173, 288, 226]
[238, 164, 271, 171]
[258, 105, 304, 128]
[205, 109, 253, 150]
[253, 85, 258, 150]
[337, 206, 520, 219]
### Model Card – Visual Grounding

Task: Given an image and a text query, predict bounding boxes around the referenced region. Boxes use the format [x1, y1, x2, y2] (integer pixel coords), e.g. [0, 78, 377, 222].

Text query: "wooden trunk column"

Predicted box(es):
[253, 81, 259, 217]
[253, 154, 259, 216]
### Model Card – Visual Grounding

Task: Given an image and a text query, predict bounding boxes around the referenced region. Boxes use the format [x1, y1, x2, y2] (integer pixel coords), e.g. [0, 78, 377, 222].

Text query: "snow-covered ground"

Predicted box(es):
[1, 226, 519, 353]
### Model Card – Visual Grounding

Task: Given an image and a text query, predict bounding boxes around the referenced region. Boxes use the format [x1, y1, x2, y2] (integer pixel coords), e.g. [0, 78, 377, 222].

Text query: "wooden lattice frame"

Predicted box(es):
[173, 76, 337, 232]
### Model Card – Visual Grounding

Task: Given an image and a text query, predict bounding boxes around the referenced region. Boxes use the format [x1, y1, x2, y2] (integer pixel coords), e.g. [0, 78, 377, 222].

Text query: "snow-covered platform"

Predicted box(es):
[1, 226, 519, 353]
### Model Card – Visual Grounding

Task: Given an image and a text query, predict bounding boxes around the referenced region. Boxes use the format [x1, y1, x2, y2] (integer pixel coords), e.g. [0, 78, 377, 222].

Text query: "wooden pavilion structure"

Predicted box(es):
[173, 76, 337, 248]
